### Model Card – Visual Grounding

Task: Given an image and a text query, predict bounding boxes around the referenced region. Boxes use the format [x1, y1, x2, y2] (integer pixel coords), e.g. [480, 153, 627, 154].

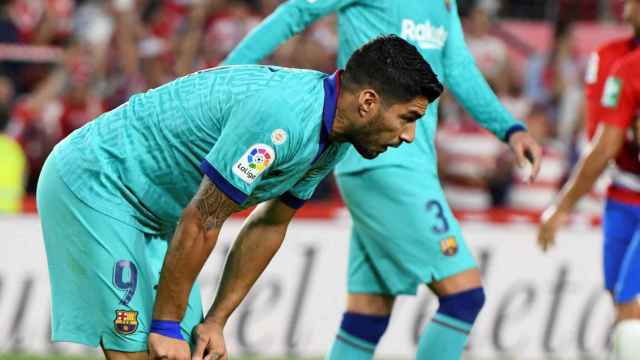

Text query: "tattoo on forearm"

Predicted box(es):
[194, 179, 239, 231]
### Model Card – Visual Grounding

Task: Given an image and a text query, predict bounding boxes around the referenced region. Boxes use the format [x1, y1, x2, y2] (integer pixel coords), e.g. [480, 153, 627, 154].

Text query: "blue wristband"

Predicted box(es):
[504, 124, 527, 142]
[150, 320, 184, 340]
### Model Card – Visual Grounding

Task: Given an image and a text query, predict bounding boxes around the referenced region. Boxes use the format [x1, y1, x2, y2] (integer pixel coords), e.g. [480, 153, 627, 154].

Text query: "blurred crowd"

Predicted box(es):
[0, 0, 629, 214]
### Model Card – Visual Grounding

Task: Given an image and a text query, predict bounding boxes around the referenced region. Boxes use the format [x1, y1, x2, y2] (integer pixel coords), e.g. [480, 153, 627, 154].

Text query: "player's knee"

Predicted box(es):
[338, 312, 390, 344]
[347, 293, 394, 314]
[437, 287, 485, 324]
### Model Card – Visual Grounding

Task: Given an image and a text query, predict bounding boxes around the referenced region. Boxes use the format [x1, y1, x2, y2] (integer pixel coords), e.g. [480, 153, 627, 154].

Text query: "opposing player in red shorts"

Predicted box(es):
[538, 1, 640, 358]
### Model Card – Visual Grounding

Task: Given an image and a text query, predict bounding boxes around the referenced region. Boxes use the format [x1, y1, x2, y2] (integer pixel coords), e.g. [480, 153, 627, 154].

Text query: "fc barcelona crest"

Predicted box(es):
[440, 237, 458, 256]
[114, 310, 138, 335]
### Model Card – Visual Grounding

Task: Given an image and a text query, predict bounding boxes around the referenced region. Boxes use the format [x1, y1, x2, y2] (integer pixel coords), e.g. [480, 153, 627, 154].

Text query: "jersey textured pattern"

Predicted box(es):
[54, 65, 348, 233]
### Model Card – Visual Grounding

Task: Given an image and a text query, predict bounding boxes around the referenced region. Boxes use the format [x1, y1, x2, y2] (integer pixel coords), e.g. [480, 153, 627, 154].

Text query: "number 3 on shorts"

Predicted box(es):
[426, 200, 450, 234]
[113, 260, 138, 306]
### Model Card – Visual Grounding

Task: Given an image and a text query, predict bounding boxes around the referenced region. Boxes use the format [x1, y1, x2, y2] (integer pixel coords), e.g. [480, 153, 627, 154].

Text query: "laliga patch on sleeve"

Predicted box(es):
[233, 144, 275, 184]
[602, 76, 622, 108]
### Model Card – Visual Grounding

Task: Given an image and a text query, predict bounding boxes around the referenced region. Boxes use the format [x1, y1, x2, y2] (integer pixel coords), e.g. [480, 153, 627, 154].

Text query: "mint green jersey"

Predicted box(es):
[224, 0, 525, 174]
[53, 66, 348, 233]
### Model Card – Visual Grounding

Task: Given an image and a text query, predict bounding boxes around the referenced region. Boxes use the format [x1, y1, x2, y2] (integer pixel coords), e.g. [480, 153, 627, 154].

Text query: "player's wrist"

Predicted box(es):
[150, 319, 184, 340]
[505, 123, 528, 143]
[203, 312, 228, 327]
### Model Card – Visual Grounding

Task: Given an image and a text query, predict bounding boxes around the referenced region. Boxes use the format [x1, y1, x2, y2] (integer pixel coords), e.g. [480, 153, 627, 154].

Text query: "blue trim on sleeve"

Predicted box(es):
[314, 70, 342, 163]
[200, 160, 248, 205]
[279, 191, 306, 209]
[504, 124, 527, 142]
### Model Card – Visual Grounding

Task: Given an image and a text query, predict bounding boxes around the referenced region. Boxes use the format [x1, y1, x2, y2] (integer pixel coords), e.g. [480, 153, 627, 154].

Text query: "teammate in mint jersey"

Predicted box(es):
[36, 35, 443, 360]
[224, 1, 543, 359]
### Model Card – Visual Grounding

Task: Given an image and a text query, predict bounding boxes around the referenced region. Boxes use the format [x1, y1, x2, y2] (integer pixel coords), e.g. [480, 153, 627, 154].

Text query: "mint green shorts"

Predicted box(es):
[336, 166, 477, 295]
[36, 153, 203, 352]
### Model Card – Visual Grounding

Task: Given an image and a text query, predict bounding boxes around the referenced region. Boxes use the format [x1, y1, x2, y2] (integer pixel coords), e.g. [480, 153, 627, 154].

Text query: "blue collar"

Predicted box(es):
[315, 70, 341, 162]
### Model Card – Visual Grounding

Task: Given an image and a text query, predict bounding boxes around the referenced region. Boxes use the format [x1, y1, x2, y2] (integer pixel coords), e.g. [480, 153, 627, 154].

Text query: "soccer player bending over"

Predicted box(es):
[36, 35, 442, 360]
[539, 1, 640, 359]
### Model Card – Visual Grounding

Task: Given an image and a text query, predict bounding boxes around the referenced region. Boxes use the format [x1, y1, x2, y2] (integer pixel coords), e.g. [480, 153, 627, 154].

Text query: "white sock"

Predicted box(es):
[612, 320, 640, 360]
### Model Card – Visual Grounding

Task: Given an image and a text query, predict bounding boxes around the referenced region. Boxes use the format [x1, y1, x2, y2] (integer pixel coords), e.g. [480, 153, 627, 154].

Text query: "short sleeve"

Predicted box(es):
[201, 96, 300, 205]
[601, 64, 638, 129]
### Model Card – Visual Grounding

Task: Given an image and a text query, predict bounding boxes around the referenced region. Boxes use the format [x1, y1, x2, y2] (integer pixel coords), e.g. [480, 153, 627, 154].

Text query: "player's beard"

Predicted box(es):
[350, 112, 384, 159]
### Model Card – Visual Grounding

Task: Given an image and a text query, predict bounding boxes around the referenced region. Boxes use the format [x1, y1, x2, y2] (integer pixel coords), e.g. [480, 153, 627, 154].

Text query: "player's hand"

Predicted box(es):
[148, 332, 191, 360]
[192, 321, 227, 360]
[508, 131, 542, 183]
[537, 205, 569, 252]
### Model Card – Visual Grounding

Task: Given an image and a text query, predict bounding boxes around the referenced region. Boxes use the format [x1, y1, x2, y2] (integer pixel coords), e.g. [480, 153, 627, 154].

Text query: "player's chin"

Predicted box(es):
[356, 146, 382, 159]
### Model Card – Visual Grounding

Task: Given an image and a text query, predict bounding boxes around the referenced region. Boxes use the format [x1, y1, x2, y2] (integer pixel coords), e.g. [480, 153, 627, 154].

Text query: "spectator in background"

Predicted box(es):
[7, 0, 75, 96]
[9, 69, 65, 193]
[0, 76, 26, 213]
[525, 18, 583, 182]
[9, 43, 106, 192]
[9, 0, 74, 45]
[0, 0, 24, 91]
[56, 42, 105, 140]
[0, 1, 19, 43]
[525, 19, 583, 140]
[465, 3, 511, 95]
[200, 0, 260, 67]
[174, 0, 260, 74]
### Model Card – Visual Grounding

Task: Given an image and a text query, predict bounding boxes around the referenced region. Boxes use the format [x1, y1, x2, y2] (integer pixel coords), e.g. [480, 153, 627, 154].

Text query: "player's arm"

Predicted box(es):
[551, 123, 624, 213]
[153, 177, 241, 321]
[149, 176, 240, 360]
[442, 1, 542, 180]
[538, 67, 635, 251]
[206, 199, 297, 324]
[223, 0, 359, 65]
[190, 148, 336, 358]
[538, 124, 624, 251]
[192, 198, 298, 360]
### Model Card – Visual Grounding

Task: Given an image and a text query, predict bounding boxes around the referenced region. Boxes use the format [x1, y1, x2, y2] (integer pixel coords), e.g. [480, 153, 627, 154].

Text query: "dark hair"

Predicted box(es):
[0, 103, 9, 133]
[342, 34, 443, 104]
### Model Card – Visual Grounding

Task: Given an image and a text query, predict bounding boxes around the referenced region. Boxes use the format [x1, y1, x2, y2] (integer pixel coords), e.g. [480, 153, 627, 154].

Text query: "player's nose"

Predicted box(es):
[399, 122, 416, 144]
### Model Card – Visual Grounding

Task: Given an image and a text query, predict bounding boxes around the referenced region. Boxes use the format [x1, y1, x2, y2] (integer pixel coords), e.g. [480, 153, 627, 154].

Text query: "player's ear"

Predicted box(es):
[358, 89, 380, 119]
